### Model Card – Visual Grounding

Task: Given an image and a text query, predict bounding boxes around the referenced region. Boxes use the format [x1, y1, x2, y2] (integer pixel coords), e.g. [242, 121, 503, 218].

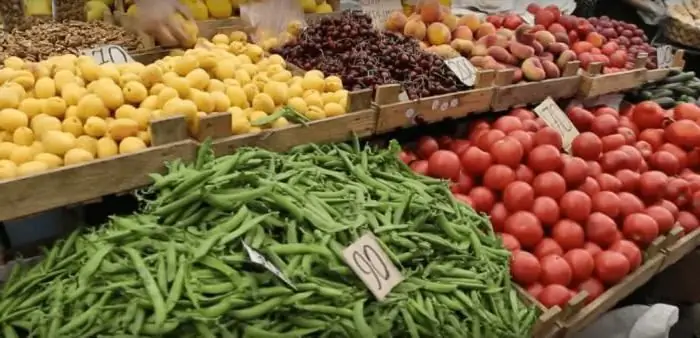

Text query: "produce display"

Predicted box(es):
[0, 141, 536, 337]
[399, 100, 700, 309]
[274, 11, 470, 99]
[627, 71, 700, 107]
[125, 0, 333, 21]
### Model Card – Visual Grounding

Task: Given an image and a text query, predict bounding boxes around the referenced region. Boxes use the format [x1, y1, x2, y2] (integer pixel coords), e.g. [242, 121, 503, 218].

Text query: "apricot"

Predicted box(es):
[535, 10, 556, 27]
[571, 41, 593, 55]
[452, 26, 473, 41]
[554, 32, 570, 44]
[469, 55, 493, 67]
[509, 41, 535, 60]
[556, 50, 578, 69]
[488, 46, 517, 65]
[610, 50, 627, 68]
[451, 39, 474, 54]
[432, 45, 460, 58]
[521, 57, 546, 81]
[476, 23, 496, 40]
[419, 1, 443, 23]
[483, 59, 506, 70]
[586, 32, 605, 48]
[404, 20, 427, 41]
[471, 44, 488, 56]
[542, 60, 561, 78]
[427, 22, 452, 45]
[458, 13, 482, 31]
[548, 23, 567, 35]
[385, 11, 408, 32]
[496, 28, 514, 40]
[534, 30, 556, 48]
[442, 14, 458, 31]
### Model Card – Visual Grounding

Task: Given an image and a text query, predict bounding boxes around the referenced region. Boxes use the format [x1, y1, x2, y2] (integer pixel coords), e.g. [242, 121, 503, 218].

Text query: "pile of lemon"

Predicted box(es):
[0, 30, 347, 181]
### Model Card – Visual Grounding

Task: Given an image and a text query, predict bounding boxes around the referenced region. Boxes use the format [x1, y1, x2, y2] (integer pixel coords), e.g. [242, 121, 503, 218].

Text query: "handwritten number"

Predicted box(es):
[351, 244, 390, 290]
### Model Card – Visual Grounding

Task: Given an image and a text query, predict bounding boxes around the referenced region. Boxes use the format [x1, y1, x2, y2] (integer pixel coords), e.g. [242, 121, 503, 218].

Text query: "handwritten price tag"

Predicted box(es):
[533, 97, 579, 153]
[444, 57, 477, 86]
[343, 233, 403, 300]
[656, 45, 673, 69]
[360, 0, 403, 29]
[81, 45, 134, 65]
[242, 241, 296, 289]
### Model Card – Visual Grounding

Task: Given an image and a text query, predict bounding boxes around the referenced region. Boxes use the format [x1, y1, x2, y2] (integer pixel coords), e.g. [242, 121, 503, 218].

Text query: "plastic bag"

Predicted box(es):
[572, 304, 679, 338]
[239, 0, 305, 45]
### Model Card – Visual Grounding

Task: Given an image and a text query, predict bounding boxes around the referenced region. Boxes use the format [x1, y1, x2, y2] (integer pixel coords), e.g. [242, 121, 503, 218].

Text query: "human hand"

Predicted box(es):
[133, 0, 193, 47]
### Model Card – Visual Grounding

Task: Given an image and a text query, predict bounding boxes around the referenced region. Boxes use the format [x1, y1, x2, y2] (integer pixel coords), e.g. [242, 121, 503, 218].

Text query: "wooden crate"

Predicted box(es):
[578, 54, 649, 99]
[491, 61, 581, 112]
[515, 285, 566, 338]
[658, 227, 700, 272]
[0, 116, 198, 223]
[373, 71, 496, 134]
[210, 89, 375, 154]
[645, 49, 686, 83]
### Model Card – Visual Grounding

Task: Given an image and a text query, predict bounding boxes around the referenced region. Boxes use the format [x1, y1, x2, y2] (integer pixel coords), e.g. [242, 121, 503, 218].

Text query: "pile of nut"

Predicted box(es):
[0, 20, 143, 62]
[54, 0, 86, 22]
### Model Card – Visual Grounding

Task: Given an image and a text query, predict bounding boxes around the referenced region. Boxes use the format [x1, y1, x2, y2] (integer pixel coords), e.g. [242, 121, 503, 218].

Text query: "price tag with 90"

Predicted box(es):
[533, 97, 579, 153]
[656, 45, 673, 69]
[342, 233, 403, 300]
[242, 241, 296, 290]
[444, 57, 477, 87]
[81, 45, 134, 65]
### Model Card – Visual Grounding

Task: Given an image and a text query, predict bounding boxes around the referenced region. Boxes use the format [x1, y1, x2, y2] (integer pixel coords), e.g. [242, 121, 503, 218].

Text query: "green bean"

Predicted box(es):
[231, 296, 285, 320]
[219, 213, 271, 245]
[59, 291, 112, 334]
[205, 186, 273, 211]
[2, 325, 18, 338]
[123, 248, 167, 328]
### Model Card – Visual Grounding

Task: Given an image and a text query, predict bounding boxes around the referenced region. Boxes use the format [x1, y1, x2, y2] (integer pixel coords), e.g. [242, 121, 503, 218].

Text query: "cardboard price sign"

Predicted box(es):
[343, 233, 403, 300]
[533, 97, 579, 152]
[360, 0, 403, 29]
[444, 57, 477, 87]
[656, 45, 673, 69]
[242, 241, 296, 289]
[81, 45, 134, 65]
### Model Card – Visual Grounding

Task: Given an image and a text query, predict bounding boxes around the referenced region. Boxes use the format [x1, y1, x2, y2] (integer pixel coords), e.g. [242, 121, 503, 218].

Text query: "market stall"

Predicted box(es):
[0, 1, 698, 337]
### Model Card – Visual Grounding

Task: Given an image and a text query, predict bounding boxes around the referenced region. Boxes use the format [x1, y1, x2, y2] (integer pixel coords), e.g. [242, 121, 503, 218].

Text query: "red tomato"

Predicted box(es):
[583, 242, 603, 257]
[532, 196, 560, 227]
[572, 132, 603, 160]
[499, 233, 521, 251]
[409, 160, 429, 175]
[677, 211, 699, 234]
[533, 171, 567, 200]
[449, 140, 471, 155]
[427, 150, 461, 180]
[504, 211, 544, 249]
[585, 212, 618, 248]
[564, 249, 595, 282]
[659, 143, 688, 171]
[456, 171, 474, 193]
[591, 191, 621, 218]
[645, 206, 675, 234]
[503, 181, 535, 212]
[561, 157, 588, 187]
[477, 129, 506, 151]
[559, 191, 592, 222]
[601, 134, 626, 152]
[483, 164, 517, 191]
[509, 130, 534, 154]
[468, 187, 495, 213]
[511, 108, 536, 120]
[493, 116, 524, 134]
[596, 173, 622, 192]
[587, 161, 603, 177]
[489, 203, 509, 232]
[600, 150, 631, 173]
[528, 145, 564, 173]
[622, 213, 660, 246]
[609, 239, 642, 271]
[577, 278, 605, 304]
[649, 151, 681, 176]
[552, 219, 585, 250]
[665, 178, 691, 208]
[453, 193, 473, 206]
[540, 254, 573, 286]
[490, 137, 524, 168]
[510, 251, 541, 285]
[534, 127, 564, 149]
[615, 169, 640, 192]
[527, 283, 544, 298]
[437, 136, 453, 149]
[579, 177, 601, 197]
[632, 101, 665, 130]
[673, 102, 700, 121]
[538, 284, 573, 308]
[595, 251, 631, 285]
[656, 199, 680, 219]
[618, 192, 645, 218]
[639, 129, 665, 151]
[618, 145, 643, 170]
[591, 114, 620, 136]
[416, 136, 439, 159]
[399, 150, 416, 164]
[534, 238, 564, 258]
[568, 106, 595, 131]
[460, 147, 492, 177]
[515, 164, 535, 183]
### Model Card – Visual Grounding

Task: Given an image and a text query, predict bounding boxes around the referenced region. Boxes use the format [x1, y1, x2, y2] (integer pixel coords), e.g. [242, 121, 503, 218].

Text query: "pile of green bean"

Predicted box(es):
[0, 140, 537, 337]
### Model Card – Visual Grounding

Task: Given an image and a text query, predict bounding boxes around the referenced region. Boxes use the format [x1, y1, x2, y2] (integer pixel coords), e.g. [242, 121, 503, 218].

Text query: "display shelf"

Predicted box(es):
[577, 54, 648, 98]
[515, 285, 565, 338]
[373, 71, 496, 134]
[0, 116, 198, 223]
[491, 61, 582, 112]
[644, 49, 686, 83]
[658, 227, 700, 272]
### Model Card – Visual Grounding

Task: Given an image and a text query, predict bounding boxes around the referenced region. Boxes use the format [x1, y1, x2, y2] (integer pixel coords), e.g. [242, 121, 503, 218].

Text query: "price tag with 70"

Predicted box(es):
[343, 233, 403, 300]
[444, 57, 477, 87]
[81, 45, 134, 65]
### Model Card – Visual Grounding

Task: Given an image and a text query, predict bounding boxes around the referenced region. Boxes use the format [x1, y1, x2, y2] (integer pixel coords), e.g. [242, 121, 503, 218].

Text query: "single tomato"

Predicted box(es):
[538, 284, 573, 308]
[504, 211, 544, 249]
[510, 251, 541, 285]
[534, 238, 565, 258]
[540, 254, 573, 286]
[528, 145, 564, 173]
[483, 164, 517, 191]
[577, 278, 605, 304]
[564, 249, 595, 282]
[552, 219, 585, 250]
[460, 147, 492, 177]
[503, 181, 535, 212]
[468, 187, 495, 212]
[583, 242, 603, 257]
[409, 160, 429, 175]
[533, 171, 567, 200]
[592, 191, 621, 218]
[559, 191, 592, 222]
[500, 233, 521, 251]
[427, 150, 461, 180]
[489, 203, 509, 232]
[532, 196, 560, 227]
[594, 251, 631, 285]
[585, 212, 618, 248]
[609, 239, 642, 271]
[416, 136, 439, 159]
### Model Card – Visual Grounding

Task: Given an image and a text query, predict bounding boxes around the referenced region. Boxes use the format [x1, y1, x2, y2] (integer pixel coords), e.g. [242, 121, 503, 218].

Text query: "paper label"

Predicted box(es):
[360, 0, 403, 29]
[444, 57, 477, 87]
[398, 91, 409, 102]
[81, 45, 134, 65]
[656, 45, 673, 69]
[342, 233, 403, 300]
[520, 12, 534, 26]
[242, 241, 296, 289]
[533, 97, 579, 152]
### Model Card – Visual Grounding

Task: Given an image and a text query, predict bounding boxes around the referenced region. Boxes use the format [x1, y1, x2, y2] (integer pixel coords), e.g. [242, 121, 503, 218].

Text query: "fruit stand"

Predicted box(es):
[0, 1, 698, 337]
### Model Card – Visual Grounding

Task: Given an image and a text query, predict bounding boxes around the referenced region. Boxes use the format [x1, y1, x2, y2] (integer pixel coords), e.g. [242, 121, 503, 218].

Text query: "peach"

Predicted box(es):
[476, 23, 496, 39]
[503, 14, 524, 30]
[488, 45, 517, 65]
[610, 50, 627, 68]
[530, 24, 547, 33]
[512, 67, 524, 83]
[452, 26, 473, 41]
[515, 25, 534, 45]
[548, 23, 567, 35]
[508, 41, 535, 60]
[576, 19, 594, 37]
[427, 22, 452, 45]
[590, 47, 601, 55]
[385, 11, 408, 32]
[469, 55, 494, 67]
[571, 41, 593, 55]
[535, 10, 556, 27]
[486, 15, 504, 28]
[539, 52, 554, 62]
[531, 41, 544, 55]
[483, 59, 506, 70]
[556, 50, 577, 69]
[568, 30, 579, 44]
[592, 54, 610, 66]
[542, 60, 561, 78]
[554, 32, 570, 44]
[419, 1, 443, 23]
[442, 14, 458, 31]
[496, 28, 514, 40]
[547, 42, 569, 55]
[451, 39, 474, 54]
[586, 32, 605, 48]
[458, 13, 482, 31]
[578, 52, 594, 69]
[404, 20, 427, 41]
[534, 30, 556, 48]
[559, 15, 577, 30]
[471, 44, 488, 56]
[601, 41, 618, 56]
[521, 57, 546, 81]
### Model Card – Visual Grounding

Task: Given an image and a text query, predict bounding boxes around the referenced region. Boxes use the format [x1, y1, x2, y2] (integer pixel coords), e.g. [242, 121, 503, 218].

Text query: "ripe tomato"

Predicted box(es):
[615, 169, 640, 192]
[577, 278, 605, 304]
[489, 203, 509, 232]
[572, 132, 603, 161]
[656, 199, 680, 219]
[673, 102, 700, 121]
[595, 251, 631, 285]
[468, 187, 495, 213]
[596, 173, 622, 192]
[552, 220, 585, 250]
[399, 150, 416, 164]
[639, 170, 669, 200]
[631, 101, 665, 130]
[578, 177, 601, 197]
[592, 191, 621, 218]
[644, 206, 675, 234]
[559, 191, 592, 222]
[534, 238, 564, 258]
[618, 192, 645, 218]
[677, 211, 699, 234]
[409, 160, 429, 175]
[527, 283, 544, 298]
[449, 140, 471, 155]
[456, 171, 474, 193]
[499, 233, 521, 251]
[532, 196, 560, 227]
[561, 157, 588, 187]
[477, 129, 506, 151]
[585, 212, 618, 248]
[509, 130, 534, 154]
[622, 213, 659, 246]
[515, 164, 535, 183]
[533, 171, 567, 200]
[504, 211, 544, 249]
[494, 115, 524, 133]
[528, 145, 564, 173]
[416, 136, 439, 159]
[538, 284, 573, 308]
[453, 193, 472, 207]
[534, 127, 563, 149]
[564, 249, 595, 282]
[483, 164, 517, 191]
[503, 181, 535, 212]
[427, 150, 461, 180]
[510, 251, 541, 285]
[460, 147, 492, 177]
[609, 239, 642, 271]
[490, 137, 524, 168]
[540, 254, 573, 286]
[583, 242, 603, 257]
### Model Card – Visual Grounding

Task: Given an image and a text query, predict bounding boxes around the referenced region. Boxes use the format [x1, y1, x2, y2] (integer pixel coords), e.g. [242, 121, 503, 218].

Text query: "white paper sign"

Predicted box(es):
[81, 45, 134, 65]
[342, 233, 403, 300]
[444, 57, 477, 87]
[657, 45, 673, 69]
[242, 241, 296, 289]
[398, 91, 409, 102]
[360, 0, 403, 29]
[533, 97, 579, 153]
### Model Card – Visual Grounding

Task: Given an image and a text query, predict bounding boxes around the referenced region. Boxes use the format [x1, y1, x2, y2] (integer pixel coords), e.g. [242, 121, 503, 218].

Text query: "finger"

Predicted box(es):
[173, 1, 193, 21]
[153, 25, 178, 47]
[166, 17, 190, 47]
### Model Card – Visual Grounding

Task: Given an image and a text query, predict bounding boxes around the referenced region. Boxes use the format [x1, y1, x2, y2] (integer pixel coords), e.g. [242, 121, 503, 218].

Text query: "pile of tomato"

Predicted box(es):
[399, 101, 700, 309]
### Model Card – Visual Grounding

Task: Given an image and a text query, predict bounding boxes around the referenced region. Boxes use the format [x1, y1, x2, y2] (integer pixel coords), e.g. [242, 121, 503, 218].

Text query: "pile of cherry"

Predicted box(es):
[399, 101, 700, 308]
